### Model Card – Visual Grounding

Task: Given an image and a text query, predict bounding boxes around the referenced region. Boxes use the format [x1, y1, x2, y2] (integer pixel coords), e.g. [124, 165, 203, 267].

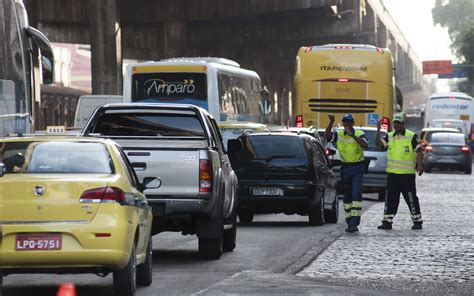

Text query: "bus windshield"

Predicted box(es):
[0, 0, 28, 136]
[131, 72, 208, 109]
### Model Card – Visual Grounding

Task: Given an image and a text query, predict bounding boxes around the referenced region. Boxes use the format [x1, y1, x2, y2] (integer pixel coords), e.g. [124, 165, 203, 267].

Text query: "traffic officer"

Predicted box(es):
[325, 114, 368, 233]
[375, 113, 424, 230]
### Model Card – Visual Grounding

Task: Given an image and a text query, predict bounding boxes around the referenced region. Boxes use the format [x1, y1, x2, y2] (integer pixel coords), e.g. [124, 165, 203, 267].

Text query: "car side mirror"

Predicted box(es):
[142, 177, 161, 190]
[328, 159, 342, 168]
[0, 163, 5, 177]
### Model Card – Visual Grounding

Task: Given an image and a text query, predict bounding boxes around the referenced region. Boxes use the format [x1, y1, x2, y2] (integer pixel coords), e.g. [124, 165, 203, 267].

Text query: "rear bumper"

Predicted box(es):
[237, 181, 318, 214]
[0, 207, 142, 271]
[146, 197, 211, 217]
[425, 154, 472, 168]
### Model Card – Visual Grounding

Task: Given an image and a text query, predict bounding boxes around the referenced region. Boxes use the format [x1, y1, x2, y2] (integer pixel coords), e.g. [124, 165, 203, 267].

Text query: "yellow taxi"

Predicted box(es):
[0, 136, 161, 296]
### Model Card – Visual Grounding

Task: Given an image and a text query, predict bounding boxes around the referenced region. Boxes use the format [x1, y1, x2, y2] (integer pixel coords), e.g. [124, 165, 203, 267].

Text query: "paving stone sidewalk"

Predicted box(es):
[298, 173, 474, 295]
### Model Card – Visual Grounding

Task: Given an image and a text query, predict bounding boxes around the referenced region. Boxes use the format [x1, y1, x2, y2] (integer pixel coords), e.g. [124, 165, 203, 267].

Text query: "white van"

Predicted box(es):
[74, 95, 122, 128]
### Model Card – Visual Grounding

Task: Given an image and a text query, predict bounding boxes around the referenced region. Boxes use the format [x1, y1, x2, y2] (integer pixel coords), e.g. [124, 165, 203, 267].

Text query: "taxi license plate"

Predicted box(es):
[15, 234, 62, 251]
[252, 187, 283, 196]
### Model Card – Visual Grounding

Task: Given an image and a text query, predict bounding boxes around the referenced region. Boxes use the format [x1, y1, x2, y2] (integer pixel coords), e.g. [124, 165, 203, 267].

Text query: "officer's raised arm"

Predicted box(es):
[325, 114, 335, 141]
[375, 120, 386, 148]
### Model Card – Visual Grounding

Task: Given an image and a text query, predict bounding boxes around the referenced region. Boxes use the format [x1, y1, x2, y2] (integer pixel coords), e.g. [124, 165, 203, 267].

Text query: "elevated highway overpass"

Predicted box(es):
[25, 0, 435, 125]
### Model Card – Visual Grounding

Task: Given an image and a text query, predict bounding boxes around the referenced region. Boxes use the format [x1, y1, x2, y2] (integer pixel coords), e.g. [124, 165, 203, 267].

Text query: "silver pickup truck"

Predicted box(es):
[82, 103, 238, 259]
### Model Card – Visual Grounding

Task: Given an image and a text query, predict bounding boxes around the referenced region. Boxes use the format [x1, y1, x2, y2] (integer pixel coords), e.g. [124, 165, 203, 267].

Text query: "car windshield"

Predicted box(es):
[239, 135, 307, 160]
[92, 113, 206, 137]
[430, 133, 465, 145]
[0, 141, 113, 174]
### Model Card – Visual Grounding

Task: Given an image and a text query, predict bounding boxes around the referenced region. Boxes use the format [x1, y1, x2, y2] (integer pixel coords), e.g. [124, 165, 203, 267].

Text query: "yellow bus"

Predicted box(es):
[293, 44, 395, 130]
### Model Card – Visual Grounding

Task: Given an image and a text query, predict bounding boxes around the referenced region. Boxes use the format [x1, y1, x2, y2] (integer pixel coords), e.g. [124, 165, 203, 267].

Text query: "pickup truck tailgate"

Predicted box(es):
[120, 139, 202, 196]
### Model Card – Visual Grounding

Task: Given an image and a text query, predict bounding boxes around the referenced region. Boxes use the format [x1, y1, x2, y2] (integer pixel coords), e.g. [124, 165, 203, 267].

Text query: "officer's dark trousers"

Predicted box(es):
[340, 163, 364, 226]
[383, 173, 422, 223]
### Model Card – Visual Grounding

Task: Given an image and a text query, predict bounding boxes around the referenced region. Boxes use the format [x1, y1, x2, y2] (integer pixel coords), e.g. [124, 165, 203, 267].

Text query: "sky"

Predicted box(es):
[382, 0, 455, 61]
[382, 0, 455, 92]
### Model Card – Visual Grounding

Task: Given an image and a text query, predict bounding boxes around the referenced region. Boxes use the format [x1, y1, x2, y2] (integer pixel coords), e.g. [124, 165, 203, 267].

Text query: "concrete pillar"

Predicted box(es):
[163, 21, 186, 58]
[89, 0, 122, 95]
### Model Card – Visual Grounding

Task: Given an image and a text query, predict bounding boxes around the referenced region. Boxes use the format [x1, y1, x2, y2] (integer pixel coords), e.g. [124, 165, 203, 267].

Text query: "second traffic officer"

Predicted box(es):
[325, 114, 368, 233]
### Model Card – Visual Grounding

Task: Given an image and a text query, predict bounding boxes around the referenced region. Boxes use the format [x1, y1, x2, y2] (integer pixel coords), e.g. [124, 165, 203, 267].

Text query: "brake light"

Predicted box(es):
[376, 48, 384, 54]
[79, 187, 126, 204]
[425, 145, 433, 152]
[461, 146, 470, 153]
[199, 159, 213, 193]
[381, 117, 390, 131]
[338, 78, 349, 82]
[296, 115, 303, 128]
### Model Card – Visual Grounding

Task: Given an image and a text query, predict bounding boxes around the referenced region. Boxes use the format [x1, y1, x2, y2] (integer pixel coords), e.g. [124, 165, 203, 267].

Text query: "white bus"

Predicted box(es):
[425, 92, 473, 137]
[123, 57, 270, 122]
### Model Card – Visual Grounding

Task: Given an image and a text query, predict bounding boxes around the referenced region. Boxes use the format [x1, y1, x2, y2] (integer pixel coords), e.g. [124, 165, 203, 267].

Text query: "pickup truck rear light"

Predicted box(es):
[425, 145, 433, 153]
[79, 187, 126, 204]
[461, 146, 470, 153]
[199, 159, 213, 192]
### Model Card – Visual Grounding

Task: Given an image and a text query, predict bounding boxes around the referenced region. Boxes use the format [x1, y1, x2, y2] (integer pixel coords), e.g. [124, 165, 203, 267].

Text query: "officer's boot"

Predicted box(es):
[377, 221, 392, 230]
[411, 222, 422, 230]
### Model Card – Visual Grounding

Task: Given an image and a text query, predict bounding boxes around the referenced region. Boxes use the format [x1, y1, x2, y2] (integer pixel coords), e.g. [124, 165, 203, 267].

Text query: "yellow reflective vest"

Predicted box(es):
[386, 129, 417, 174]
[336, 129, 365, 163]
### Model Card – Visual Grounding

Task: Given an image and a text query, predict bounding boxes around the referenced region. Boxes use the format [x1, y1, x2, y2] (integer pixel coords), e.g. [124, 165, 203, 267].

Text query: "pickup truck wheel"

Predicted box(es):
[136, 236, 153, 286]
[309, 194, 325, 226]
[199, 235, 223, 260]
[198, 216, 223, 260]
[324, 195, 339, 223]
[223, 208, 237, 252]
[238, 212, 254, 223]
[113, 243, 137, 296]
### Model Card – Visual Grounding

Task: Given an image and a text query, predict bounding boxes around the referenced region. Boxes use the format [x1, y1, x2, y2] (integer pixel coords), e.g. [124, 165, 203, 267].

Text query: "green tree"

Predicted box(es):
[432, 0, 474, 56]
[432, 0, 474, 93]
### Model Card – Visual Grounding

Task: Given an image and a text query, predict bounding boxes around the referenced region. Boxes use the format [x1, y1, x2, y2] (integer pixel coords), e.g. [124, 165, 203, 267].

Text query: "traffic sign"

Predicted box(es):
[422, 60, 453, 75]
[438, 64, 472, 78]
[367, 113, 379, 125]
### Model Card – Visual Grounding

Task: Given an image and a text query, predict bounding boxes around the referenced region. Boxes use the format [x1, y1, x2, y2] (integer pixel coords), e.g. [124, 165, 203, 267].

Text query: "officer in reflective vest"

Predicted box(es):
[325, 114, 368, 233]
[375, 113, 424, 230]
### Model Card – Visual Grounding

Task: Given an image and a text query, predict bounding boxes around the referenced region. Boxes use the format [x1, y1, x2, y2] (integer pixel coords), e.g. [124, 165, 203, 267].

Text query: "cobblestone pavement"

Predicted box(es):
[298, 172, 474, 295]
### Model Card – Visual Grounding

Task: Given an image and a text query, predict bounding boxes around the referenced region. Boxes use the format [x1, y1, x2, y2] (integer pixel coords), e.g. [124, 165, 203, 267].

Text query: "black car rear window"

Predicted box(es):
[240, 135, 307, 160]
[92, 113, 206, 137]
[431, 133, 465, 144]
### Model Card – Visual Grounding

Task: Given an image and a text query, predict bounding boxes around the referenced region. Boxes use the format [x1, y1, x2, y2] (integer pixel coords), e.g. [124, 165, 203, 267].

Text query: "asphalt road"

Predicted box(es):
[2, 196, 370, 295]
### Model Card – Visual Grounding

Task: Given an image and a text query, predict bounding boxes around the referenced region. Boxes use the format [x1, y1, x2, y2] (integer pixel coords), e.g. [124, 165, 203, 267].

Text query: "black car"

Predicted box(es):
[227, 132, 339, 226]
[424, 132, 472, 174]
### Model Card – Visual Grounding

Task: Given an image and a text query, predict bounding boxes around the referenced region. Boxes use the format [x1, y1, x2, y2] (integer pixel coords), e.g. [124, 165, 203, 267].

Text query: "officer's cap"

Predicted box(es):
[342, 114, 354, 122]
[393, 113, 405, 123]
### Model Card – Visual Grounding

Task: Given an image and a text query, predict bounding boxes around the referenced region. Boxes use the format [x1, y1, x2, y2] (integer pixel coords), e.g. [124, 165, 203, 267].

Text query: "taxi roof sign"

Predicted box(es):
[46, 126, 66, 134]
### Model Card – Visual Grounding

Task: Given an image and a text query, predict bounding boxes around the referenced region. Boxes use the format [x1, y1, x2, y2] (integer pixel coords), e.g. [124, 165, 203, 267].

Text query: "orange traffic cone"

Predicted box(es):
[56, 283, 76, 296]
